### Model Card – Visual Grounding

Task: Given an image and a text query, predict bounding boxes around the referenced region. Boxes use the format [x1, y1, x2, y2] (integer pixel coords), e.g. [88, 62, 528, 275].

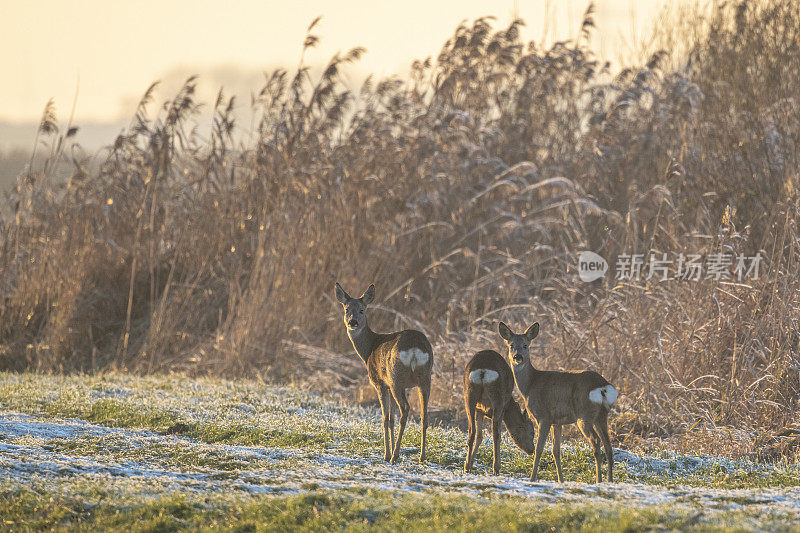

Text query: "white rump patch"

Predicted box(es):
[397, 348, 430, 370]
[589, 385, 618, 408]
[469, 369, 499, 385]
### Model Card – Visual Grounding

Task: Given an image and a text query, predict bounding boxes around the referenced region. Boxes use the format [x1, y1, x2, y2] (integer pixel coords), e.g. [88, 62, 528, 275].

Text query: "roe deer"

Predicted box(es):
[498, 321, 618, 483]
[335, 282, 433, 464]
[463, 350, 535, 474]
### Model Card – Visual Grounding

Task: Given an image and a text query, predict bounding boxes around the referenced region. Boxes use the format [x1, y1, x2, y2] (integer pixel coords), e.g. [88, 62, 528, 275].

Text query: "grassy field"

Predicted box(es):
[1, 372, 798, 531]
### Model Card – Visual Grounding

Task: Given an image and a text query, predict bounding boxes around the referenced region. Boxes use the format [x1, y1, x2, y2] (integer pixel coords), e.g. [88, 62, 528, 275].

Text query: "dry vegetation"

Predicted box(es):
[1, 2, 799, 454]
[0, 149, 32, 191]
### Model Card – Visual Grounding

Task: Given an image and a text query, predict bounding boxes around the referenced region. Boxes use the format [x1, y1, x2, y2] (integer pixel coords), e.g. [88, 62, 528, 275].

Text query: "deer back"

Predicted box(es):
[463, 350, 515, 415]
[367, 329, 433, 387]
[523, 369, 612, 424]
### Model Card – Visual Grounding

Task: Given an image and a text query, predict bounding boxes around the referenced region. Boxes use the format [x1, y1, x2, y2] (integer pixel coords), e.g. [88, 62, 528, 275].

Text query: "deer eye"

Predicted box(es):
[359, 310, 364, 314]
[523, 345, 528, 349]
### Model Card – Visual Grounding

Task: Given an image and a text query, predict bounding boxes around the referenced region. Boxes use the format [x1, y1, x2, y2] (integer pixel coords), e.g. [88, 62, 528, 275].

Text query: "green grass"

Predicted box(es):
[0, 371, 798, 492]
[0, 484, 791, 533]
[0, 374, 341, 451]
[1, 372, 799, 531]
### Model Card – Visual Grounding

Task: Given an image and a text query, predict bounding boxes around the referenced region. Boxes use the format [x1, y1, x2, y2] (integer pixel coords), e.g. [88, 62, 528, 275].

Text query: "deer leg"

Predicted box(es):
[389, 402, 396, 451]
[464, 392, 478, 472]
[377, 386, 392, 462]
[589, 428, 603, 483]
[465, 413, 475, 472]
[474, 413, 484, 454]
[390, 386, 410, 464]
[418, 377, 430, 464]
[491, 411, 503, 475]
[552, 424, 564, 483]
[578, 419, 602, 483]
[466, 413, 485, 472]
[530, 421, 551, 482]
[596, 415, 614, 482]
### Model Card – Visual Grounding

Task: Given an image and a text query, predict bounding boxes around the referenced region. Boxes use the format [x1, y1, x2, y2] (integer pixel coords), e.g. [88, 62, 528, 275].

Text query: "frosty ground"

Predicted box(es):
[0, 373, 798, 531]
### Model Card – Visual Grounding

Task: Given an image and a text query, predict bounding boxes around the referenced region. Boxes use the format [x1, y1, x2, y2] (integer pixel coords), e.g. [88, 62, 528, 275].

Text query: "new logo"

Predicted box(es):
[578, 251, 608, 282]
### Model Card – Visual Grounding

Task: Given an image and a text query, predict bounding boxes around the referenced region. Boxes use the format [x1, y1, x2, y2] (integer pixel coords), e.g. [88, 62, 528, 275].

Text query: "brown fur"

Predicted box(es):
[499, 321, 617, 483]
[463, 350, 535, 474]
[335, 282, 433, 463]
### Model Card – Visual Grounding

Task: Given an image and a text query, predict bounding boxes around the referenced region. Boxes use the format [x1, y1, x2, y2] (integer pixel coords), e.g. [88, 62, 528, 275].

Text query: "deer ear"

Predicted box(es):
[498, 322, 513, 341]
[335, 282, 350, 304]
[360, 284, 376, 305]
[525, 322, 539, 341]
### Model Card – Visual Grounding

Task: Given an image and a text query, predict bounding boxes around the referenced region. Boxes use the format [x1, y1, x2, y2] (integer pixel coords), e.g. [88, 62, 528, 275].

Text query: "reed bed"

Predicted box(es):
[1, 1, 798, 455]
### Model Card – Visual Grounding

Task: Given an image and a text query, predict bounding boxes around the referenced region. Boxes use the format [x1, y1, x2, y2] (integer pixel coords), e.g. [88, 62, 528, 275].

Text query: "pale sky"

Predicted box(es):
[1, 1, 668, 124]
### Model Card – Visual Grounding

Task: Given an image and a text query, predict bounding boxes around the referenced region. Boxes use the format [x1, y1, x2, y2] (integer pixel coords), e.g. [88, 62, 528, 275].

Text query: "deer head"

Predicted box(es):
[334, 282, 375, 334]
[498, 321, 539, 366]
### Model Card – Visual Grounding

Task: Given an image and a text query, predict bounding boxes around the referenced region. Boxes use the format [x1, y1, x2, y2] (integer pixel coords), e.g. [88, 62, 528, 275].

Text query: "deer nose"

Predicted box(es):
[512, 354, 523, 364]
[348, 318, 358, 328]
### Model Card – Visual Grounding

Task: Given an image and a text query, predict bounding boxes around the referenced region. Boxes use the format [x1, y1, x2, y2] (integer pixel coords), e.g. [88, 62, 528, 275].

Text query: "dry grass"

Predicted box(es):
[1, 1, 798, 454]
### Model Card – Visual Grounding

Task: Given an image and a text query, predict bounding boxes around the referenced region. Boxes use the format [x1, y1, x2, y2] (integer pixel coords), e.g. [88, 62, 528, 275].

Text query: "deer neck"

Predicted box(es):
[510, 359, 540, 398]
[502, 400, 535, 454]
[347, 322, 378, 365]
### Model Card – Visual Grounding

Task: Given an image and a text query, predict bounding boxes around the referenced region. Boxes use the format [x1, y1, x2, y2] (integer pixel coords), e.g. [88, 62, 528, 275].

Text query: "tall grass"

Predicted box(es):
[1, 1, 798, 446]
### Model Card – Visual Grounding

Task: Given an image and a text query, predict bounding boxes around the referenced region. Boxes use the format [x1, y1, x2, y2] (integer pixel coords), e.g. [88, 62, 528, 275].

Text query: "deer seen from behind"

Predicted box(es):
[499, 321, 618, 483]
[463, 350, 535, 475]
[334, 282, 433, 464]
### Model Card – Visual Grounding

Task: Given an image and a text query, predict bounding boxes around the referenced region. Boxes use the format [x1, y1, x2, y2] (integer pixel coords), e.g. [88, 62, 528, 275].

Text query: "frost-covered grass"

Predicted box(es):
[1, 372, 799, 531]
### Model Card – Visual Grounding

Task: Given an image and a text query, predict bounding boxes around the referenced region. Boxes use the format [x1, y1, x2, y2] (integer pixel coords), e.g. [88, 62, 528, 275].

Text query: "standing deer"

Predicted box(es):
[463, 350, 535, 474]
[498, 321, 618, 483]
[334, 282, 433, 464]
